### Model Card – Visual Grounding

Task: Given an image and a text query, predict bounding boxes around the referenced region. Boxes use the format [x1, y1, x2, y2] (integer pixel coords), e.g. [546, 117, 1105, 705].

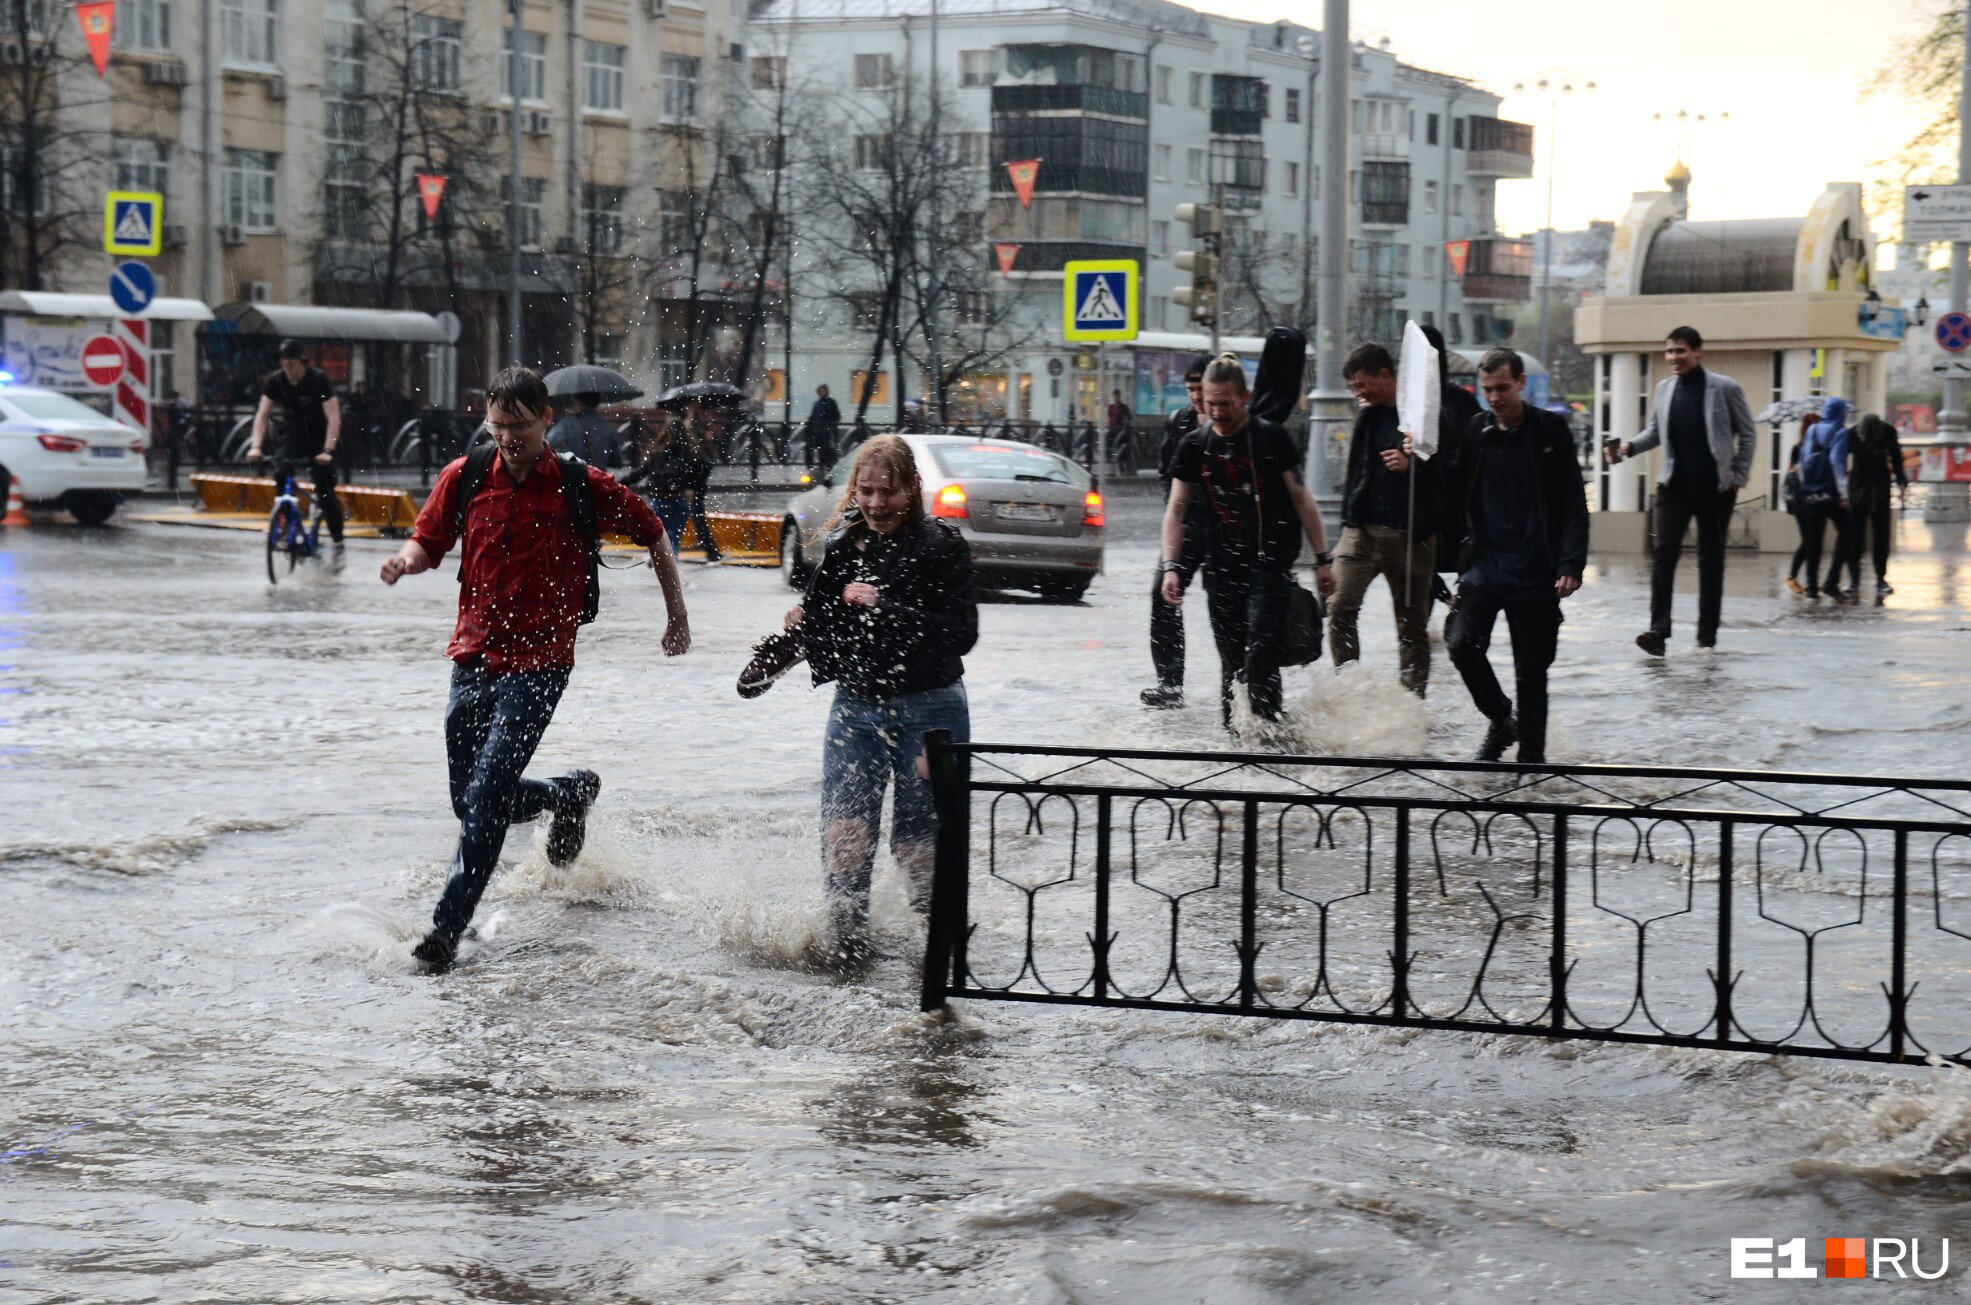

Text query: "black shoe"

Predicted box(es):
[1805, 585, 1821, 600]
[1876, 580, 1894, 598]
[1635, 631, 1666, 657]
[1475, 715, 1518, 762]
[1140, 683, 1184, 709]
[1695, 635, 1717, 650]
[546, 769, 600, 866]
[412, 930, 458, 973]
[738, 629, 805, 698]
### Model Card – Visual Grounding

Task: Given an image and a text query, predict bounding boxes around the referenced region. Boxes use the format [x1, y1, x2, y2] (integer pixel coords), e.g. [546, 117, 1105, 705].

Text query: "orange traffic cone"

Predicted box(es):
[1, 478, 26, 527]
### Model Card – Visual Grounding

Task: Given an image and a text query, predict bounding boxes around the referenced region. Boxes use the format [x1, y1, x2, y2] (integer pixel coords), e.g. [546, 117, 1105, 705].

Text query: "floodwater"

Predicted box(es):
[5, 496, 1971, 1302]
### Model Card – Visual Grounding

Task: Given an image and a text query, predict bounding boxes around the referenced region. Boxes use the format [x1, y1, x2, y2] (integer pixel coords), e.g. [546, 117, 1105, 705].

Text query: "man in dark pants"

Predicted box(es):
[247, 338, 346, 568]
[1160, 355, 1335, 728]
[1141, 353, 1212, 708]
[1604, 325, 1755, 655]
[806, 384, 841, 468]
[1444, 348, 1588, 764]
[1841, 411, 1908, 599]
[380, 368, 692, 972]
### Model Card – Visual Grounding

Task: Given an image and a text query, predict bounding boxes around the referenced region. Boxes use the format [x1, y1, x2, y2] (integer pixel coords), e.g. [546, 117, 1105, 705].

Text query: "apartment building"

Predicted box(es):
[751, 0, 1533, 426]
[1, 0, 747, 401]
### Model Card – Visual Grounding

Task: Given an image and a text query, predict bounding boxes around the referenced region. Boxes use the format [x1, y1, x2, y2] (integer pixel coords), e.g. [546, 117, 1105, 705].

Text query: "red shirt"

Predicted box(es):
[411, 453, 667, 671]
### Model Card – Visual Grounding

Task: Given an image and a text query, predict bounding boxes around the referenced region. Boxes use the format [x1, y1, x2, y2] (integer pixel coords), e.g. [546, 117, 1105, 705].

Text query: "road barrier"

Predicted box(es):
[919, 741, 1971, 1068]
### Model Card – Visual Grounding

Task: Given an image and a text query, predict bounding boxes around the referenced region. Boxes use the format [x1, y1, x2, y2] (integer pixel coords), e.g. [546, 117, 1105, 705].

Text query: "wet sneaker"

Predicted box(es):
[1805, 585, 1821, 600]
[1877, 580, 1894, 597]
[411, 930, 458, 973]
[546, 769, 600, 866]
[1475, 715, 1518, 762]
[1140, 683, 1184, 709]
[1635, 631, 1667, 657]
[331, 541, 346, 572]
[738, 629, 805, 699]
[1785, 577, 1804, 595]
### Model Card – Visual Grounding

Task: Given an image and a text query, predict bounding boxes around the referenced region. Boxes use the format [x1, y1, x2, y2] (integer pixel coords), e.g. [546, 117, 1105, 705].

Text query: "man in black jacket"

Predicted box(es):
[1840, 412, 1909, 598]
[1443, 348, 1588, 764]
[1141, 353, 1212, 708]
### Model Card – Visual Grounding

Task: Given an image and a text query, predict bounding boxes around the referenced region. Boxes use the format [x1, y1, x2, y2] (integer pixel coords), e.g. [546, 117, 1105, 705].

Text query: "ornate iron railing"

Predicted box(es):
[919, 739, 1971, 1067]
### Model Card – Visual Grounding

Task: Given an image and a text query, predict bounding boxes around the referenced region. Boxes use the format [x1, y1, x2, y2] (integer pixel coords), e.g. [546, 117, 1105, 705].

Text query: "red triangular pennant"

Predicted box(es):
[1006, 160, 1040, 209]
[1444, 240, 1471, 279]
[994, 243, 1020, 278]
[76, 2, 114, 77]
[416, 173, 448, 222]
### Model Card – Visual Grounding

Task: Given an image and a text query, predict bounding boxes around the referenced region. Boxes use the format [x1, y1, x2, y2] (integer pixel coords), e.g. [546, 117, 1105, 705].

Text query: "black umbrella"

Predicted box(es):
[657, 381, 747, 409]
[544, 364, 643, 401]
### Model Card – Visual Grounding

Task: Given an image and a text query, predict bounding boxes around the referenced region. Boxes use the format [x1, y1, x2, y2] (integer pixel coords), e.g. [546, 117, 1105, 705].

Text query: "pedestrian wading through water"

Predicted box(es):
[1140, 352, 1213, 710]
[379, 366, 692, 974]
[782, 434, 978, 973]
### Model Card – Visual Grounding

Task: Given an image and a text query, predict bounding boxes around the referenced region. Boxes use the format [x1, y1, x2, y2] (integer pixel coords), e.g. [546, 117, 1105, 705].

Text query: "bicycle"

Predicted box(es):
[264, 464, 328, 584]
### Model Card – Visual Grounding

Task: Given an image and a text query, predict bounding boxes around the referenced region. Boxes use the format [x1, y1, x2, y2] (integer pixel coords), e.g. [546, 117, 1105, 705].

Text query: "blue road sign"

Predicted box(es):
[1937, 311, 1971, 353]
[109, 260, 156, 315]
[1061, 259, 1138, 342]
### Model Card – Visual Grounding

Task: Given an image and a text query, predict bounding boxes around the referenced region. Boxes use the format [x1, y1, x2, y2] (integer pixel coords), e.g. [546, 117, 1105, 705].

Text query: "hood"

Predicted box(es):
[1819, 396, 1849, 425]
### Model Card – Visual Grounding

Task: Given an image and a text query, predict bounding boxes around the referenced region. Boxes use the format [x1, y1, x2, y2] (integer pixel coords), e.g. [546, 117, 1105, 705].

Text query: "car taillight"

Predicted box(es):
[1082, 490, 1104, 528]
[37, 434, 87, 453]
[932, 484, 968, 518]
[129, 439, 147, 454]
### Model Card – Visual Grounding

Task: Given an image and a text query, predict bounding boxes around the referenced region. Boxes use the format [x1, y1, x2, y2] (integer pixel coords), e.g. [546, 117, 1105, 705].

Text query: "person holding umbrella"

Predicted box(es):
[543, 365, 641, 469]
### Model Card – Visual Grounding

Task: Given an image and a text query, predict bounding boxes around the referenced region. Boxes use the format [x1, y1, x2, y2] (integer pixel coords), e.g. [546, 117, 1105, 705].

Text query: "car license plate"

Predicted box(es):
[995, 501, 1056, 522]
[90, 446, 124, 458]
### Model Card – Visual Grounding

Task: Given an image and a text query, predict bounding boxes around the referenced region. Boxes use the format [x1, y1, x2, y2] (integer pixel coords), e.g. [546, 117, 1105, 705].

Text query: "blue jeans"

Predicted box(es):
[649, 495, 690, 556]
[432, 660, 571, 937]
[820, 682, 970, 930]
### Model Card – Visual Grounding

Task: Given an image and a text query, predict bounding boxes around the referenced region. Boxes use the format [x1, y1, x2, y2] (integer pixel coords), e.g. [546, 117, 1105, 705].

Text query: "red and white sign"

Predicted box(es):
[416, 173, 448, 221]
[76, 1, 113, 77]
[1006, 159, 1041, 209]
[1444, 240, 1471, 279]
[114, 318, 150, 435]
[80, 334, 125, 387]
[994, 242, 1020, 278]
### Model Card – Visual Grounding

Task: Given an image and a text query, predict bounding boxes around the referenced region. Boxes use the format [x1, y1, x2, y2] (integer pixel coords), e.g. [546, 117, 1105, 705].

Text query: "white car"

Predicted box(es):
[0, 384, 147, 524]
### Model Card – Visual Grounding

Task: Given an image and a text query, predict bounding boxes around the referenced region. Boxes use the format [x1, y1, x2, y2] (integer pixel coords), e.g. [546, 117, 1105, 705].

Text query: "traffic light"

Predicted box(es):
[1172, 202, 1222, 328]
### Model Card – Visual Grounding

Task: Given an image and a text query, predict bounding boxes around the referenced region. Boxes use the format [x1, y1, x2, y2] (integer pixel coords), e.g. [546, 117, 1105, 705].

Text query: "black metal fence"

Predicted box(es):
[919, 740, 1971, 1067]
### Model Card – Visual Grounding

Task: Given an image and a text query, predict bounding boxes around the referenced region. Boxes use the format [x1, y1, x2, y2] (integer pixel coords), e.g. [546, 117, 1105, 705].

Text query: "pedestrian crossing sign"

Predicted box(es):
[1062, 259, 1138, 342]
[104, 191, 164, 256]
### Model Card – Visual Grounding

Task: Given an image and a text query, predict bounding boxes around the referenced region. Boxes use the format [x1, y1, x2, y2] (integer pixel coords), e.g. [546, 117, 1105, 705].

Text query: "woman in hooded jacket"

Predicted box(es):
[1796, 397, 1853, 601]
[783, 435, 978, 965]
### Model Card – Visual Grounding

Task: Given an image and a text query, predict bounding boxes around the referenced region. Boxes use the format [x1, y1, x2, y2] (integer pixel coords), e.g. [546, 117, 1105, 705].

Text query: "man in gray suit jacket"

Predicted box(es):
[1604, 326, 1756, 655]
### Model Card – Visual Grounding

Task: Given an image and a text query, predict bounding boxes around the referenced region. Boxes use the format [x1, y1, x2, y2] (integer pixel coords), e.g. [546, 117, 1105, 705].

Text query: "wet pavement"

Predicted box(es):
[4, 502, 1971, 1302]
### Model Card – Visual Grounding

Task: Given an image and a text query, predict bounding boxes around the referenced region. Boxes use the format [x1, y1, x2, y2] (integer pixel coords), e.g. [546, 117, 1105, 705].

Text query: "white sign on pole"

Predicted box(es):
[1930, 357, 1971, 377]
[1904, 184, 1971, 243]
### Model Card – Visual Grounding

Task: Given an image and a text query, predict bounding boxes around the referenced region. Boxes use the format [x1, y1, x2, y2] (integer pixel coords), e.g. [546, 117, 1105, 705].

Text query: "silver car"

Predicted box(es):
[779, 434, 1104, 602]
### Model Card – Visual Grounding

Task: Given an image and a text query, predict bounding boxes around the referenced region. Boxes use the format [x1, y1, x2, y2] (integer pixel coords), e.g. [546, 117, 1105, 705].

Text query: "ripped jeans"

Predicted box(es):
[819, 682, 970, 933]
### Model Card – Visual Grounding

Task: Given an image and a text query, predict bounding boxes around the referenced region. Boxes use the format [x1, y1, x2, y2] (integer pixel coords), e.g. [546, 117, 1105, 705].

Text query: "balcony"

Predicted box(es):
[1360, 160, 1409, 227]
[1467, 115, 1535, 179]
[992, 83, 1146, 120]
[1210, 107, 1263, 137]
[1460, 236, 1534, 303]
[1361, 132, 1409, 160]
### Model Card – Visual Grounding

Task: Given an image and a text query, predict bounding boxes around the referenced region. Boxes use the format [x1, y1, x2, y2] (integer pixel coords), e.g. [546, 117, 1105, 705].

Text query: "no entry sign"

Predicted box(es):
[81, 334, 126, 387]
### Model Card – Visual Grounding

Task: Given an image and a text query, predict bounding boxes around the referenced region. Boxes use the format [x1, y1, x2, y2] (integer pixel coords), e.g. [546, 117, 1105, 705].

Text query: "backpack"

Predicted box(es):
[454, 442, 602, 624]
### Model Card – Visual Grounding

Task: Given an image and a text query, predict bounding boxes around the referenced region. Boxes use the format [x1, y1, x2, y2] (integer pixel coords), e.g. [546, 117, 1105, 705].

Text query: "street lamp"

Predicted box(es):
[1863, 288, 1882, 325]
[1916, 295, 1932, 327]
[1512, 71, 1596, 382]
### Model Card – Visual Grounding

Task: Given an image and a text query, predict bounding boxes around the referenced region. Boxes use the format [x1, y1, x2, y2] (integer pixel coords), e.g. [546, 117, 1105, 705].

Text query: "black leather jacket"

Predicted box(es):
[800, 511, 978, 698]
[1444, 405, 1589, 581]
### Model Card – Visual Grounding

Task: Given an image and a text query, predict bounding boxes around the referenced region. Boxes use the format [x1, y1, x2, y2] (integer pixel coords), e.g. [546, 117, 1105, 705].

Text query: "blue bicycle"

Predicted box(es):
[265, 465, 325, 584]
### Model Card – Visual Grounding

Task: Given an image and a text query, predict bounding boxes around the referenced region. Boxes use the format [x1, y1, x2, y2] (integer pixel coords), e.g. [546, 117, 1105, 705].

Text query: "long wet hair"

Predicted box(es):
[825, 434, 924, 532]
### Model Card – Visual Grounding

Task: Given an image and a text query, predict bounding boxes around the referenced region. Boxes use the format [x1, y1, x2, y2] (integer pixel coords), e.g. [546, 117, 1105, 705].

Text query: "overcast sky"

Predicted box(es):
[1197, 0, 1940, 236]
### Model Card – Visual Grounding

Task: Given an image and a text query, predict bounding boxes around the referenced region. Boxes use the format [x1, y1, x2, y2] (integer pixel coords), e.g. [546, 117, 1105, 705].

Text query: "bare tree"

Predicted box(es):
[0, 0, 103, 290]
[1868, 1, 1961, 232]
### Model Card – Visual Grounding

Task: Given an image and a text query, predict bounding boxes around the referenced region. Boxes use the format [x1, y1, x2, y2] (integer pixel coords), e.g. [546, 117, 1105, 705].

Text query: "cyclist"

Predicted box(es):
[247, 339, 346, 569]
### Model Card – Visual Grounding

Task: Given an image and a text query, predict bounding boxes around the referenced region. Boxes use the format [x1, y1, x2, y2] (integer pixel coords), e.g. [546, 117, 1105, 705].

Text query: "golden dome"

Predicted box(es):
[1666, 158, 1692, 188]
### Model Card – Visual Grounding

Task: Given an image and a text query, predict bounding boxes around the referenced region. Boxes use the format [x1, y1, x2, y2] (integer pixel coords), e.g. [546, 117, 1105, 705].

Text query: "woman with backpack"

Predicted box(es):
[1783, 418, 1812, 595]
[1795, 397, 1853, 601]
[622, 416, 697, 551]
[781, 435, 977, 970]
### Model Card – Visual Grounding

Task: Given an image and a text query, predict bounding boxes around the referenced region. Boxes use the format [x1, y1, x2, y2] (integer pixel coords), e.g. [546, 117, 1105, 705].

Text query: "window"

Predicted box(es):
[593, 334, 624, 368]
[1155, 65, 1172, 104]
[661, 54, 700, 123]
[1448, 312, 1463, 345]
[505, 175, 545, 248]
[1451, 183, 1465, 216]
[751, 55, 785, 90]
[1396, 243, 1410, 275]
[1153, 142, 1171, 181]
[1285, 87, 1300, 124]
[223, 148, 278, 230]
[6, 147, 50, 215]
[1151, 219, 1169, 256]
[1426, 112, 1439, 146]
[658, 190, 690, 252]
[1453, 117, 1466, 149]
[952, 289, 992, 321]
[855, 52, 894, 90]
[952, 210, 983, 243]
[956, 132, 989, 168]
[1284, 160, 1299, 197]
[1352, 99, 1363, 132]
[582, 41, 625, 111]
[324, 0, 362, 97]
[1422, 180, 1439, 214]
[1186, 147, 1205, 185]
[658, 330, 691, 389]
[222, 0, 277, 68]
[581, 183, 626, 253]
[959, 49, 995, 87]
[854, 134, 893, 171]
[1188, 71, 1205, 108]
[503, 28, 547, 101]
[411, 15, 461, 92]
[115, 0, 172, 52]
[748, 133, 787, 170]
[113, 139, 170, 195]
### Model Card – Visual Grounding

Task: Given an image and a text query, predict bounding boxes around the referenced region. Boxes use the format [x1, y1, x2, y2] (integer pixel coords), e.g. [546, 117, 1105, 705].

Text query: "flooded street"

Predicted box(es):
[6, 501, 1971, 1302]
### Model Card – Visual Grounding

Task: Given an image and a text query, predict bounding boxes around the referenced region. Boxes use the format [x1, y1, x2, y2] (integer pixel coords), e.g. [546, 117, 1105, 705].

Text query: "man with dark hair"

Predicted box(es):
[1142, 353, 1213, 708]
[1605, 325, 1756, 655]
[247, 338, 345, 567]
[1442, 348, 1587, 763]
[380, 367, 692, 973]
[806, 383, 841, 469]
[1330, 342, 1435, 695]
[1160, 354, 1336, 727]
[1838, 411, 1909, 598]
[547, 392, 623, 468]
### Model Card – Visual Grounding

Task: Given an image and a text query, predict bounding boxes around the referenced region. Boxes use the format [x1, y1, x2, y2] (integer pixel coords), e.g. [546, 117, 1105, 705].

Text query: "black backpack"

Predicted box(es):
[453, 442, 602, 624]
